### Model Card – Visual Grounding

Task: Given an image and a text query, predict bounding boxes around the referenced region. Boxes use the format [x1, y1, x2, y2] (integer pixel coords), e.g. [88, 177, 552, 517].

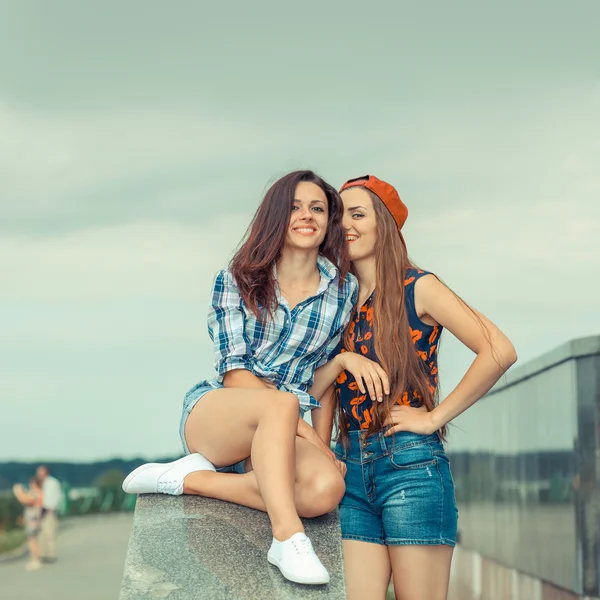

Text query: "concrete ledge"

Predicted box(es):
[119, 495, 346, 599]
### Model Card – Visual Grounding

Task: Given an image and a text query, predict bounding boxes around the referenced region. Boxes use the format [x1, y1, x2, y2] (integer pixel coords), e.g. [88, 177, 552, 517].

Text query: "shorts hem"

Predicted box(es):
[341, 534, 456, 547]
[384, 537, 456, 547]
[179, 385, 218, 454]
[341, 534, 385, 545]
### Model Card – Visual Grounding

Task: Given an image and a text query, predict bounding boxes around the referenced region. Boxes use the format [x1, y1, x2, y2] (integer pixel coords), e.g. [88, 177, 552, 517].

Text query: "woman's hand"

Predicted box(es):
[384, 404, 437, 436]
[338, 352, 390, 403]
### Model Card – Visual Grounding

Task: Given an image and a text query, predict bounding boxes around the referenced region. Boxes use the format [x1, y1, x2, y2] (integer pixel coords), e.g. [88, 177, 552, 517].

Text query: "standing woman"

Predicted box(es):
[124, 170, 361, 585]
[13, 478, 44, 571]
[311, 175, 517, 600]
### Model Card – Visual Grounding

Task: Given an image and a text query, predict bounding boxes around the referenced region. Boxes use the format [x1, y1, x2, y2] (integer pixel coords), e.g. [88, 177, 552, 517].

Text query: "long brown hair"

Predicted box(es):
[338, 190, 446, 442]
[230, 170, 350, 318]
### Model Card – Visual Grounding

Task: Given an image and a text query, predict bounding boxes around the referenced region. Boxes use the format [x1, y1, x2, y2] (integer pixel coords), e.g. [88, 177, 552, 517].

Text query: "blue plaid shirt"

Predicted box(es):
[202, 255, 358, 411]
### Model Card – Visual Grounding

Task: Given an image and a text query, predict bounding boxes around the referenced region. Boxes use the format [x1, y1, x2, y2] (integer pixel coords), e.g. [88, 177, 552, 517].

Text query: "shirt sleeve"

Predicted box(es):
[208, 270, 254, 379]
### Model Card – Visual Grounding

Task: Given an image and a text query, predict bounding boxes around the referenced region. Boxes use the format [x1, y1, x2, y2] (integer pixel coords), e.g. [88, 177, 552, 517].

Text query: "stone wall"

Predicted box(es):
[120, 494, 346, 599]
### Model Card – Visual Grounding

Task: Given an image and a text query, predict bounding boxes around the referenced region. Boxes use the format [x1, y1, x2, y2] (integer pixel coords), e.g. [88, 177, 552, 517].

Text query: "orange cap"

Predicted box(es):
[340, 175, 408, 232]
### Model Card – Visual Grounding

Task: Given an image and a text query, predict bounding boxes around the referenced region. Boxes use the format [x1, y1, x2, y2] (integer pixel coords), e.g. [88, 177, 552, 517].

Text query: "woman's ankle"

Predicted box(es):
[272, 520, 305, 542]
[182, 470, 217, 495]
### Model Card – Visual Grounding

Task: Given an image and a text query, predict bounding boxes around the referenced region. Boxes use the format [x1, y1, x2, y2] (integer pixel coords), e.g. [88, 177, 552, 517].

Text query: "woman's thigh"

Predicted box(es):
[343, 540, 391, 600]
[388, 544, 453, 600]
[184, 387, 298, 468]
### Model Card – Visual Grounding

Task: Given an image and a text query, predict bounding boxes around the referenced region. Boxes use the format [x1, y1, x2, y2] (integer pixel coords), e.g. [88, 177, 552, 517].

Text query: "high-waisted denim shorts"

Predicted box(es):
[334, 430, 458, 546]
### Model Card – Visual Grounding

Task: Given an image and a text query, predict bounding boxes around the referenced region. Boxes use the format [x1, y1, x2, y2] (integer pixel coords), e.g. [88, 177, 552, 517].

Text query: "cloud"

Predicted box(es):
[1, 80, 598, 237]
[1, 0, 599, 460]
[0, 217, 253, 351]
[0, 103, 296, 232]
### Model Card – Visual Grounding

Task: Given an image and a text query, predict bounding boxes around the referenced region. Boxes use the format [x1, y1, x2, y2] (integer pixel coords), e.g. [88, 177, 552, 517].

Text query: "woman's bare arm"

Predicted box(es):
[311, 385, 337, 445]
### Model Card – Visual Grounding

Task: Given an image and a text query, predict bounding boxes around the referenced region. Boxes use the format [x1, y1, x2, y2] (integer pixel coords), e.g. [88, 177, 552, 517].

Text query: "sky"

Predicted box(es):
[1, 0, 599, 461]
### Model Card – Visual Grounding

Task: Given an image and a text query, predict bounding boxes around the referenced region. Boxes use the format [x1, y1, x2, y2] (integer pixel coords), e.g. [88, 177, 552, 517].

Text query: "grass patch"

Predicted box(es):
[0, 529, 27, 555]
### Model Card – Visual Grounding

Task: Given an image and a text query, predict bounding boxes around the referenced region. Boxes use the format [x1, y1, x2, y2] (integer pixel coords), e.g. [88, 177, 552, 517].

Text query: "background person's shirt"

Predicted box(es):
[42, 476, 63, 511]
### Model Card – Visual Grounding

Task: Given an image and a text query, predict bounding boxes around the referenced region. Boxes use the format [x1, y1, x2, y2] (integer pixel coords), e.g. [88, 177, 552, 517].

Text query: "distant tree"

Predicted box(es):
[93, 468, 125, 489]
[0, 457, 179, 491]
[0, 495, 24, 531]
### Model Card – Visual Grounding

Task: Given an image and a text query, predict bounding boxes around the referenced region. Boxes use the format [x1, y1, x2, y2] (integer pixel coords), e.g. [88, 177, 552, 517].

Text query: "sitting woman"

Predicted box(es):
[123, 170, 374, 585]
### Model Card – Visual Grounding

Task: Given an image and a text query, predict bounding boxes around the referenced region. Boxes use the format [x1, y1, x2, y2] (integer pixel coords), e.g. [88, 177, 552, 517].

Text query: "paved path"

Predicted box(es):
[0, 513, 133, 600]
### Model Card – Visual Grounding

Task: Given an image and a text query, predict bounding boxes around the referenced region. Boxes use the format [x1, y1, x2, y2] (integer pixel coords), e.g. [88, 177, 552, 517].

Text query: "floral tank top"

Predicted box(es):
[336, 268, 442, 431]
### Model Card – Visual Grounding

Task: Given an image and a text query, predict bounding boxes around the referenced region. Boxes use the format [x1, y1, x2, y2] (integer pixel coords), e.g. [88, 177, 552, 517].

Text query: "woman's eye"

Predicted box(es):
[312, 206, 325, 213]
[353, 213, 364, 219]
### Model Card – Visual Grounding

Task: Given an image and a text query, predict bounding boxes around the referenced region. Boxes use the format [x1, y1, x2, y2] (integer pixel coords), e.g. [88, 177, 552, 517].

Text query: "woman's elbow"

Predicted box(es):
[497, 337, 517, 371]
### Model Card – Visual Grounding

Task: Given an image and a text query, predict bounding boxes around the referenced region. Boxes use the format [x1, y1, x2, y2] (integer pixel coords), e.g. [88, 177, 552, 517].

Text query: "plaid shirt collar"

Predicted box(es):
[274, 254, 339, 301]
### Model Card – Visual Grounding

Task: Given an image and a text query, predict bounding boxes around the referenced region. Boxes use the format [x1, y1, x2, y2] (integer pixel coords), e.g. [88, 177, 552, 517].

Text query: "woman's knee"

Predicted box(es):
[267, 391, 300, 419]
[298, 468, 346, 518]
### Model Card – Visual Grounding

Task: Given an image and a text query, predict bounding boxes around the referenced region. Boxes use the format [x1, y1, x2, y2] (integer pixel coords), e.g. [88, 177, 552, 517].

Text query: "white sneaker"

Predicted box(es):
[122, 453, 216, 495]
[267, 532, 330, 585]
[26, 560, 42, 571]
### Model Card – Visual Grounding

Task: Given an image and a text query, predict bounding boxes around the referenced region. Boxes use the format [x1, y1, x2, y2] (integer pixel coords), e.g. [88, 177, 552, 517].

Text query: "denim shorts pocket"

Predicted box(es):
[430, 444, 450, 462]
[388, 442, 437, 470]
[430, 445, 457, 502]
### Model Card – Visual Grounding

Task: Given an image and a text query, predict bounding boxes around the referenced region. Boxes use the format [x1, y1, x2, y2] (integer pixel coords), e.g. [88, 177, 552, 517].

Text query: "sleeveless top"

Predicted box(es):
[336, 268, 442, 431]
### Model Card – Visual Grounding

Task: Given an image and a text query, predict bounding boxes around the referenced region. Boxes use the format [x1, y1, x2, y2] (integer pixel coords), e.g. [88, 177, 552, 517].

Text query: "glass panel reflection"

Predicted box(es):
[446, 340, 599, 595]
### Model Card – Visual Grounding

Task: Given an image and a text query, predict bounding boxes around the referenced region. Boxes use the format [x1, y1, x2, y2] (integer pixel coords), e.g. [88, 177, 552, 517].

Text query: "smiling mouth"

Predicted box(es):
[346, 235, 359, 242]
[293, 227, 317, 234]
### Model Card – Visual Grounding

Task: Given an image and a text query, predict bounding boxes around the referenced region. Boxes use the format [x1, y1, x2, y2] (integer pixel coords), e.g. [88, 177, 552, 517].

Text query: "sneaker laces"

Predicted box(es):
[157, 479, 183, 495]
[290, 535, 315, 557]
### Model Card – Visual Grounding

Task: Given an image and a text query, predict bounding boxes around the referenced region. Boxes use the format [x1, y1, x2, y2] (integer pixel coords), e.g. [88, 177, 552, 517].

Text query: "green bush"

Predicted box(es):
[0, 529, 26, 554]
[0, 493, 24, 532]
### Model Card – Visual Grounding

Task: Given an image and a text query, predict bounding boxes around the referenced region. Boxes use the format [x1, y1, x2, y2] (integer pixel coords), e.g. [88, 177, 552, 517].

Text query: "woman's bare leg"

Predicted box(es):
[388, 545, 453, 600]
[184, 388, 306, 540]
[183, 436, 345, 517]
[343, 540, 391, 600]
[28, 536, 39, 561]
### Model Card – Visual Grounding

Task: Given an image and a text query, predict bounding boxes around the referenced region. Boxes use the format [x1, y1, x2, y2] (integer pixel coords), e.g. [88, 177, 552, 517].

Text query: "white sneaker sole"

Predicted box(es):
[267, 554, 330, 585]
[122, 454, 208, 494]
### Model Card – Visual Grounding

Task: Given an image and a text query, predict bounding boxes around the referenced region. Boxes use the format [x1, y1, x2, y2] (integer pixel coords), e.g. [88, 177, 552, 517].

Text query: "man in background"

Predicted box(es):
[36, 465, 63, 563]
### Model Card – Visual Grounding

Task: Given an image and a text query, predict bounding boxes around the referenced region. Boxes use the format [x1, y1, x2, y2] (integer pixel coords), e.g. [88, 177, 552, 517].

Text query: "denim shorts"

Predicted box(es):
[179, 382, 219, 455]
[334, 430, 458, 546]
[179, 379, 314, 476]
[179, 382, 248, 475]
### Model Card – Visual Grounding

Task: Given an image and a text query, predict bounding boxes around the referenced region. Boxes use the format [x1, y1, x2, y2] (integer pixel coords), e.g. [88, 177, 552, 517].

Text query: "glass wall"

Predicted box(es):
[446, 336, 600, 596]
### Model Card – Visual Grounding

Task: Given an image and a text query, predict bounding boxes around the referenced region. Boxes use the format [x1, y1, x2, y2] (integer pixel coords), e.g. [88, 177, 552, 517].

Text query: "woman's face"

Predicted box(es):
[341, 187, 378, 261]
[284, 181, 329, 251]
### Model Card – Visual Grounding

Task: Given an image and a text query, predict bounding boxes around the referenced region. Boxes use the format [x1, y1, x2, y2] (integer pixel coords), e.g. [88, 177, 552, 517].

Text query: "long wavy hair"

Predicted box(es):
[337, 189, 447, 442]
[230, 170, 350, 319]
